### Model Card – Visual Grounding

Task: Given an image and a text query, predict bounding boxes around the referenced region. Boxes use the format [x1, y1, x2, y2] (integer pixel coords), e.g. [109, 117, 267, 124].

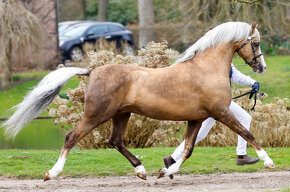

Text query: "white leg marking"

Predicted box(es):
[48, 157, 67, 179]
[134, 165, 146, 175]
[164, 159, 183, 176]
[256, 149, 275, 167]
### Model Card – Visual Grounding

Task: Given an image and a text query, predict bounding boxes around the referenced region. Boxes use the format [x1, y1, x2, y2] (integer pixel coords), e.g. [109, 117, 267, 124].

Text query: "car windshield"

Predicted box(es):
[62, 25, 89, 37]
[58, 24, 70, 34]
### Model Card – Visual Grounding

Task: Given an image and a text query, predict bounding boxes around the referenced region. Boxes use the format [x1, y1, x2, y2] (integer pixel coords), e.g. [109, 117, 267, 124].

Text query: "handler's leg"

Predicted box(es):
[229, 102, 259, 165]
[168, 102, 258, 164]
[170, 118, 216, 161]
[214, 108, 275, 169]
[163, 118, 216, 179]
[158, 120, 203, 178]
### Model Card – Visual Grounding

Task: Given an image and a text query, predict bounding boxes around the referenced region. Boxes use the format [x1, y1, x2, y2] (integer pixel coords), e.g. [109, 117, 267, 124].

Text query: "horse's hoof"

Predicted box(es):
[44, 171, 51, 182]
[157, 168, 166, 179]
[266, 163, 276, 169]
[136, 172, 147, 180]
[134, 165, 147, 180]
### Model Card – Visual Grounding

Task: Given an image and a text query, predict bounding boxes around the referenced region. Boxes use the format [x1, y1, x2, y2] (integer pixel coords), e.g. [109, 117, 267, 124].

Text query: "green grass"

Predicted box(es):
[280, 188, 290, 192]
[0, 120, 64, 149]
[0, 75, 79, 118]
[0, 71, 49, 82]
[12, 71, 50, 81]
[0, 74, 80, 149]
[0, 147, 289, 179]
[232, 56, 290, 103]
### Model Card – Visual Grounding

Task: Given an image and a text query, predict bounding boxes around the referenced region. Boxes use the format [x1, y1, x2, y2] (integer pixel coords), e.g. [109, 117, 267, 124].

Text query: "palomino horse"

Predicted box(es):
[3, 22, 275, 181]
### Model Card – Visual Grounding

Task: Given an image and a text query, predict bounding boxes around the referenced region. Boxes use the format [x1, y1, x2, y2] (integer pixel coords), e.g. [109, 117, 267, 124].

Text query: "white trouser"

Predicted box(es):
[171, 101, 252, 161]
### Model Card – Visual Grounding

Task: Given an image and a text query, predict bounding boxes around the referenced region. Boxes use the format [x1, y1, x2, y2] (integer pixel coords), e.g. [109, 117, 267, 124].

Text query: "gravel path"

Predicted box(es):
[0, 171, 289, 192]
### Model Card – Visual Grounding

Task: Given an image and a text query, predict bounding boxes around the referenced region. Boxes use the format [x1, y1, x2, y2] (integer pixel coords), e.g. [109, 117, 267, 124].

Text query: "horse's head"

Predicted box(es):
[235, 23, 266, 73]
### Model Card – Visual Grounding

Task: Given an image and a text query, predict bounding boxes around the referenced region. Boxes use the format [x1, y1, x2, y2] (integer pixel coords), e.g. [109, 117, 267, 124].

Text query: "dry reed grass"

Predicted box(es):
[48, 41, 289, 149]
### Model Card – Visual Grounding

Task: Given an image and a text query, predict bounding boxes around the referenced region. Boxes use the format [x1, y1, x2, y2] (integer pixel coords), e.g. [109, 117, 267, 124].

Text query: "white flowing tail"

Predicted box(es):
[2, 67, 90, 138]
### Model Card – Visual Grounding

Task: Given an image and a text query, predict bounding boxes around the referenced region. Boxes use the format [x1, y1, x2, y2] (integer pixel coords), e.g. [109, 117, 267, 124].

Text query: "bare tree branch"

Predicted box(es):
[232, 0, 259, 4]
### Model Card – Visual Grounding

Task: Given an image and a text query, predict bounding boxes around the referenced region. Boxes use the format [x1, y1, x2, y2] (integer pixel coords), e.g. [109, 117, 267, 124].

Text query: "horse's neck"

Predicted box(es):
[189, 42, 235, 76]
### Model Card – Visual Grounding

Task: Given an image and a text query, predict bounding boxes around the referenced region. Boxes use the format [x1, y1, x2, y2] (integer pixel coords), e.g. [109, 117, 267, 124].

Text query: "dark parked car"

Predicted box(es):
[58, 21, 135, 62]
[58, 21, 85, 35]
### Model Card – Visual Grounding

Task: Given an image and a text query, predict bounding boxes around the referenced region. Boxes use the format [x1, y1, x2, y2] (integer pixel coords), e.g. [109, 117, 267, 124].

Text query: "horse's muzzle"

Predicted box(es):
[252, 62, 265, 73]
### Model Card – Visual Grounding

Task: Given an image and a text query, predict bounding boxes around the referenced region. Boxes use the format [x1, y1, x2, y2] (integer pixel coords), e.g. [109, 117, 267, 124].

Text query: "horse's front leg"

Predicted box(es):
[157, 120, 202, 178]
[214, 108, 275, 168]
[109, 112, 147, 180]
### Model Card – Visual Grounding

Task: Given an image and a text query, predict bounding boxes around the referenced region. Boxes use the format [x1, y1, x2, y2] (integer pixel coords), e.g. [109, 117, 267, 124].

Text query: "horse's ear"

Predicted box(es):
[251, 22, 257, 34]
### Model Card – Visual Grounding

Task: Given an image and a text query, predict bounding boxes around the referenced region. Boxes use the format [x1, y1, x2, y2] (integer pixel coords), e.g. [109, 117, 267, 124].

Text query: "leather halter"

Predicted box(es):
[236, 36, 263, 68]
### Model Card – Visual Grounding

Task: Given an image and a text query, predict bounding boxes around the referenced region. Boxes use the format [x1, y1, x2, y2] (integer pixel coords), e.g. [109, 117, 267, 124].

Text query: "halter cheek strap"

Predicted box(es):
[236, 36, 263, 67]
[248, 37, 263, 66]
[236, 36, 251, 52]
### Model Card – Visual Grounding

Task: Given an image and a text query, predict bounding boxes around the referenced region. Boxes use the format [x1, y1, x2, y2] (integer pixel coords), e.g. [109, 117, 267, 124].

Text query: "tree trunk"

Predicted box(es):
[20, 0, 58, 69]
[98, 0, 108, 21]
[81, 0, 87, 20]
[138, 0, 155, 48]
[1, 39, 13, 87]
[179, 0, 195, 46]
[286, 1, 290, 20]
[1, 60, 12, 87]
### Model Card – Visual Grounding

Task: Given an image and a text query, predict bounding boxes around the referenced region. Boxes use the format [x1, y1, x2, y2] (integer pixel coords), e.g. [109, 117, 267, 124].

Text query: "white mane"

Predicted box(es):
[175, 22, 257, 64]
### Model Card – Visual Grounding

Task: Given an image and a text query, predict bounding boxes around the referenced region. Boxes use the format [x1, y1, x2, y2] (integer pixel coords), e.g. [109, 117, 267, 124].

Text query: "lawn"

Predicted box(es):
[0, 147, 289, 179]
[0, 75, 80, 149]
[232, 56, 290, 102]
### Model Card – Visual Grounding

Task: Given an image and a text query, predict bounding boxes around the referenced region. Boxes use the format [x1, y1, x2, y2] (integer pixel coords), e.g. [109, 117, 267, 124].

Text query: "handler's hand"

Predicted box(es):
[249, 82, 260, 99]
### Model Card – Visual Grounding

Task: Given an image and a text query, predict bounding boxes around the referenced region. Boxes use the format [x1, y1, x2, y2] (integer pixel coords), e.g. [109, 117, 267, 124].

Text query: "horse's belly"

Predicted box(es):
[152, 104, 205, 120]
[122, 98, 206, 121]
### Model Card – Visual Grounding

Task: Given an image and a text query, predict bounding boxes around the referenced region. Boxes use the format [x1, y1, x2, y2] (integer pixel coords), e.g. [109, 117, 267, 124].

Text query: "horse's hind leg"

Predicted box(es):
[44, 115, 108, 181]
[157, 120, 202, 178]
[109, 112, 147, 180]
[214, 108, 275, 168]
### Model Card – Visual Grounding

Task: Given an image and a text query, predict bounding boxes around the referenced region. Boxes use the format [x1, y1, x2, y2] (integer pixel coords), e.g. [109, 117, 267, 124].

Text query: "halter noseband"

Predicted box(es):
[236, 36, 263, 68]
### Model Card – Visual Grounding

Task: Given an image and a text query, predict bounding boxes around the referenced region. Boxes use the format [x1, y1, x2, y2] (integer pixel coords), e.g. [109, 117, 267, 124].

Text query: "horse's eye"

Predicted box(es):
[254, 42, 260, 47]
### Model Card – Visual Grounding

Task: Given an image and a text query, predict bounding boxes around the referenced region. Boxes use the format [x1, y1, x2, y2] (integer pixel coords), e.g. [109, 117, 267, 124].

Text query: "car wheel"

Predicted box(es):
[122, 44, 134, 55]
[70, 46, 83, 62]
